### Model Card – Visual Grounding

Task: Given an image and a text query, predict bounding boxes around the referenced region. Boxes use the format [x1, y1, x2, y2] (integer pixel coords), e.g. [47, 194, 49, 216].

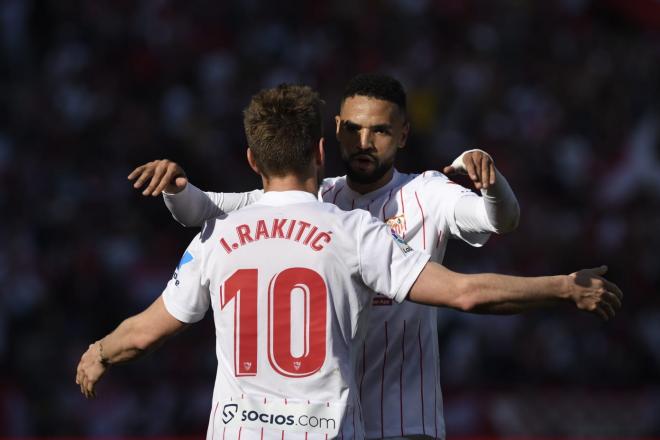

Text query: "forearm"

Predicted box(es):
[469, 298, 564, 314]
[98, 317, 153, 365]
[163, 183, 262, 227]
[409, 263, 570, 312]
[479, 169, 520, 233]
[163, 183, 226, 227]
[455, 272, 570, 312]
[453, 169, 520, 235]
[99, 297, 186, 365]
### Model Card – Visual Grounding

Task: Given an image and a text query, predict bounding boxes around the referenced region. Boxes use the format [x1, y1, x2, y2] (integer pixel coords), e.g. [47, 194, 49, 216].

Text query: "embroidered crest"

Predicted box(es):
[386, 214, 407, 237]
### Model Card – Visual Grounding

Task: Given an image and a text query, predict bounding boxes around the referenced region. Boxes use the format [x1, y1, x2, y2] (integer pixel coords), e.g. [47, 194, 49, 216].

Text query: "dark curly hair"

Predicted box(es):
[341, 73, 407, 112]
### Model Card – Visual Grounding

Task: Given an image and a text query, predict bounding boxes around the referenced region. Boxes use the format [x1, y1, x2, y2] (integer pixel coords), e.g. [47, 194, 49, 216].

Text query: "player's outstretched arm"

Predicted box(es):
[75, 296, 187, 399]
[408, 264, 622, 319]
[128, 159, 262, 227]
[444, 149, 520, 234]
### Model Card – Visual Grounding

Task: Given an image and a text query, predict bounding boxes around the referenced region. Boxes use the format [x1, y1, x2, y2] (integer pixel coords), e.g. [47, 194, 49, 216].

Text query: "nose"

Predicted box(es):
[358, 129, 374, 150]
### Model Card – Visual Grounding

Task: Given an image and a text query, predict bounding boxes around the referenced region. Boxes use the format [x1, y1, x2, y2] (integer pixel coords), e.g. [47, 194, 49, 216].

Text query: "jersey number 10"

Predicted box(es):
[221, 268, 328, 378]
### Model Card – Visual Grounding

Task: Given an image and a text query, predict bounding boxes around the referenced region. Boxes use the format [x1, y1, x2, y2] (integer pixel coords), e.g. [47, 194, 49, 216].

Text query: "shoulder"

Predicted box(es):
[319, 176, 347, 198]
[318, 201, 375, 231]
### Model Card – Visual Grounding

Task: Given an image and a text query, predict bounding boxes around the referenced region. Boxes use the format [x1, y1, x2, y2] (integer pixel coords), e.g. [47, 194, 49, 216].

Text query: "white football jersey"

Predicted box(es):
[163, 169, 495, 439]
[318, 170, 490, 439]
[162, 190, 430, 440]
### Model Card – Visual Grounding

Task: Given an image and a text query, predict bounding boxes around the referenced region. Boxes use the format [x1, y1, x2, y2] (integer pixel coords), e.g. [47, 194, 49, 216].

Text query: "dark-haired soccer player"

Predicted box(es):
[131, 75, 525, 439]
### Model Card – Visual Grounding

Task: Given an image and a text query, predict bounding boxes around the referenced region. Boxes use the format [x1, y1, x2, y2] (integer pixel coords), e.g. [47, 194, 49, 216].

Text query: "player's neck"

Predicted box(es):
[346, 167, 395, 195]
[262, 174, 319, 196]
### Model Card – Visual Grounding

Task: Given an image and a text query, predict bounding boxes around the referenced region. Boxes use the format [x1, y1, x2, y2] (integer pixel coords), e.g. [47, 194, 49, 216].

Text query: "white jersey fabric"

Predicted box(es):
[162, 190, 430, 440]
[163, 169, 497, 439]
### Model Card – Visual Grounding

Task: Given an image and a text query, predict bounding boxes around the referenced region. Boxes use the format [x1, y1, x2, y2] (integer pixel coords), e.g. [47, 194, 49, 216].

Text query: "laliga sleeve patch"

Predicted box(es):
[390, 230, 413, 255]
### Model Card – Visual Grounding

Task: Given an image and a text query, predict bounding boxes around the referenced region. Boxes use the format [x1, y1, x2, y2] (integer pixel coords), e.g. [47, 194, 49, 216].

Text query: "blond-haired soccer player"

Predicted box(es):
[78, 84, 622, 440]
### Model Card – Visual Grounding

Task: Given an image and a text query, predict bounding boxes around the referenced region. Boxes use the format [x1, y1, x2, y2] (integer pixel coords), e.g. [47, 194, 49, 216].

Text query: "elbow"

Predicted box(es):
[453, 296, 476, 312]
[450, 278, 478, 312]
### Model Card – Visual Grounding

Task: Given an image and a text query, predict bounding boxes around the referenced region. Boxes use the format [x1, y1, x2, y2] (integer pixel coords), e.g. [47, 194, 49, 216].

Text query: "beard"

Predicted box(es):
[344, 152, 394, 184]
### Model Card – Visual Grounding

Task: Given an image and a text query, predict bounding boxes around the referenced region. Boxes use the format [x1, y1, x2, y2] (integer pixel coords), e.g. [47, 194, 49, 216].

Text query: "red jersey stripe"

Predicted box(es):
[359, 342, 366, 401]
[398, 188, 406, 238]
[380, 321, 389, 439]
[418, 324, 426, 435]
[436, 229, 443, 248]
[381, 189, 394, 221]
[332, 186, 344, 204]
[321, 183, 336, 198]
[400, 320, 406, 436]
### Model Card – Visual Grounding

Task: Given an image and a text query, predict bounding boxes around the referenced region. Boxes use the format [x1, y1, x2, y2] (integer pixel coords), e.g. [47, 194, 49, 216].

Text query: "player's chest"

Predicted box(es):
[330, 186, 449, 249]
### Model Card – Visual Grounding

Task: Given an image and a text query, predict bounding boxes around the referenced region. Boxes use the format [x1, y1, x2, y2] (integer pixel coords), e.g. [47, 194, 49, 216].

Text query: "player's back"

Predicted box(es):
[179, 191, 428, 439]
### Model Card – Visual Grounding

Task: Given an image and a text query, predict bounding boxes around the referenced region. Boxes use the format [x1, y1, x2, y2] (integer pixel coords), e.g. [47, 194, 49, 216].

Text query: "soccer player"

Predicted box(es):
[78, 84, 621, 439]
[129, 74, 522, 439]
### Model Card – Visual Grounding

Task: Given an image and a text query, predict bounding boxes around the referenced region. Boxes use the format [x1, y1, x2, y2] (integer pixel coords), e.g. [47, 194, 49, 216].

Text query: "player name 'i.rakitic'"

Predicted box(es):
[219, 218, 333, 254]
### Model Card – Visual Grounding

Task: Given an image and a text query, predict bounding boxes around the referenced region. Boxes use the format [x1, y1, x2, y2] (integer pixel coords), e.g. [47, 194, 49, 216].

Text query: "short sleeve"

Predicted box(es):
[162, 236, 210, 323]
[421, 171, 491, 247]
[357, 213, 430, 303]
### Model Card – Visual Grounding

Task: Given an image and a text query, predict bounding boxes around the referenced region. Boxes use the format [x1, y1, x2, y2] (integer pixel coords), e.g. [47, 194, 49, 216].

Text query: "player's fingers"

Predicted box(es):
[132, 165, 155, 189]
[153, 163, 180, 196]
[481, 155, 490, 189]
[79, 374, 88, 396]
[127, 165, 146, 181]
[599, 301, 616, 320]
[142, 162, 168, 195]
[593, 305, 609, 321]
[489, 162, 496, 185]
[603, 291, 622, 309]
[465, 155, 481, 189]
[602, 280, 623, 300]
[174, 176, 189, 189]
[442, 166, 454, 175]
[463, 154, 477, 180]
[470, 155, 483, 189]
[85, 379, 96, 399]
[590, 265, 608, 276]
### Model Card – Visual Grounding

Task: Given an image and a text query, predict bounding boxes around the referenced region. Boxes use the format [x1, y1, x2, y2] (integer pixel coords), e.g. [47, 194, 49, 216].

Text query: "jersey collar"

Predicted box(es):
[257, 190, 319, 206]
[343, 168, 404, 202]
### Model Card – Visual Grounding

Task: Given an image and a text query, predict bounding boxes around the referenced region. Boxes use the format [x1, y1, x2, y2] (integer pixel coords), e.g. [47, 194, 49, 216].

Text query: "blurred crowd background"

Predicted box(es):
[1, 0, 659, 437]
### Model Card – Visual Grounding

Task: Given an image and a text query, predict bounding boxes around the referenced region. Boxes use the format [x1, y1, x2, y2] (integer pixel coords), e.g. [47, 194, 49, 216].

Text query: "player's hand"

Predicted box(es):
[128, 159, 188, 196]
[443, 149, 496, 190]
[567, 266, 623, 321]
[75, 342, 108, 399]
